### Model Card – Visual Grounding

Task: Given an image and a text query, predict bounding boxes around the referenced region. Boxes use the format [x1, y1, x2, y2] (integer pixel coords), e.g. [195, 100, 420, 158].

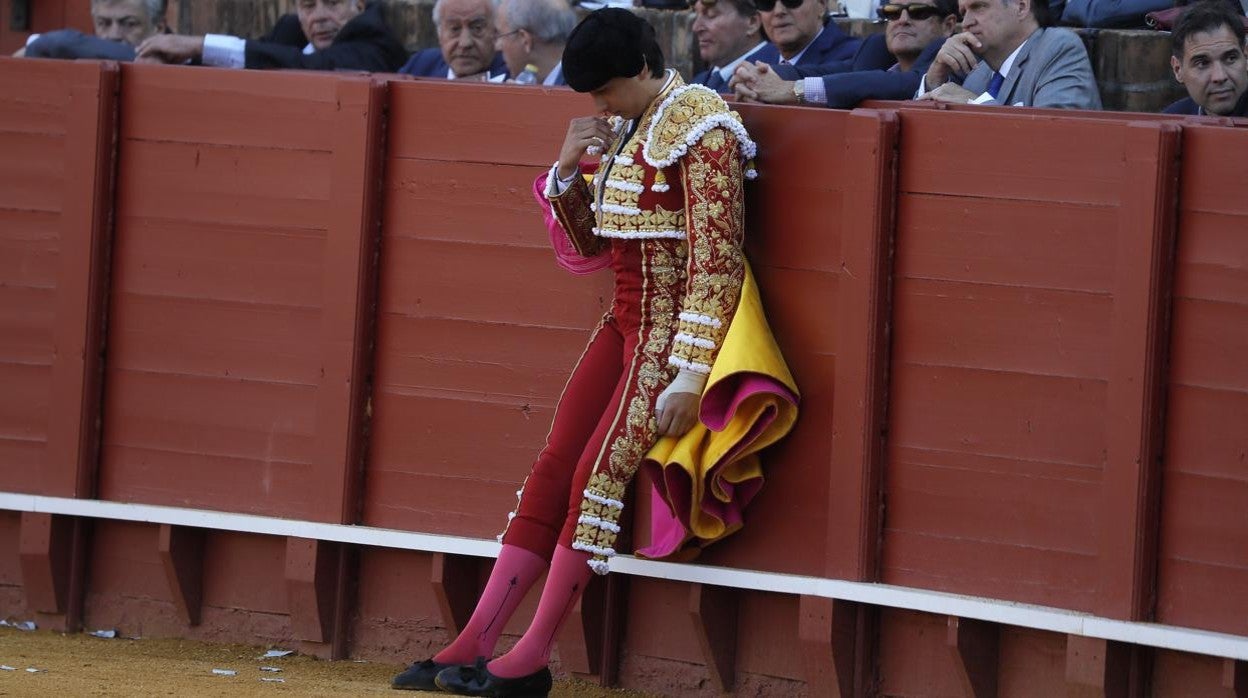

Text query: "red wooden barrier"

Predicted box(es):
[97, 63, 382, 525]
[0, 57, 116, 632]
[1156, 123, 1248, 638]
[0, 66, 1246, 694]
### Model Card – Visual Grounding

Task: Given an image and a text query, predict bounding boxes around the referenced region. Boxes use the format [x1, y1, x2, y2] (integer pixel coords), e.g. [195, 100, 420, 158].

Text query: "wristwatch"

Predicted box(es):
[791, 80, 805, 104]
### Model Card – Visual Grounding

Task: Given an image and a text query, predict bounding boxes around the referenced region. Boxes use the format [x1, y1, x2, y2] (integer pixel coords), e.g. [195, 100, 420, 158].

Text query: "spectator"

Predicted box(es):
[749, 0, 862, 67]
[733, 0, 956, 106]
[17, 0, 165, 61]
[1164, 1, 1248, 115]
[494, 0, 577, 85]
[401, 0, 509, 81]
[689, 0, 769, 92]
[1059, 0, 1170, 28]
[135, 0, 406, 72]
[917, 0, 1102, 108]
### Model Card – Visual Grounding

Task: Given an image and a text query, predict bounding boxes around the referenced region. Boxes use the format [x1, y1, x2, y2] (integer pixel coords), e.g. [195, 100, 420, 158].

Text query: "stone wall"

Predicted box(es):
[172, 0, 1184, 112]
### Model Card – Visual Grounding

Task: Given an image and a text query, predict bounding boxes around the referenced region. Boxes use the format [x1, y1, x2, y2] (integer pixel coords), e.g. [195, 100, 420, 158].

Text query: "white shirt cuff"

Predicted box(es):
[546, 162, 579, 196]
[915, 75, 931, 99]
[25, 33, 41, 48]
[969, 91, 997, 105]
[202, 34, 246, 69]
[802, 77, 828, 106]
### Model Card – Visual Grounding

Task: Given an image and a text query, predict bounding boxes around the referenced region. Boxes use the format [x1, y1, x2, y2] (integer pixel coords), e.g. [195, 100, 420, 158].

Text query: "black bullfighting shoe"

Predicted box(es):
[434, 658, 553, 697]
[392, 657, 462, 691]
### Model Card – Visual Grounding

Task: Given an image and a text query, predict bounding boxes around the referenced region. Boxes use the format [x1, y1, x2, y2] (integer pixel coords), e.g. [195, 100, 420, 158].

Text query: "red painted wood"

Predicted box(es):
[798, 596, 857, 697]
[284, 537, 338, 644]
[826, 109, 896, 585]
[1098, 123, 1180, 622]
[430, 552, 479, 637]
[314, 77, 386, 525]
[99, 66, 382, 522]
[0, 59, 114, 497]
[688, 583, 738, 691]
[1156, 124, 1248, 636]
[947, 616, 1000, 698]
[157, 524, 204, 626]
[1065, 635, 1135, 698]
[17, 512, 70, 613]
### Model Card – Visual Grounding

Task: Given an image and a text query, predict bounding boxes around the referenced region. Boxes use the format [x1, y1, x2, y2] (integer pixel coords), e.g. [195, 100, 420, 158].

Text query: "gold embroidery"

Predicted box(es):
[670, 128, 745, 372]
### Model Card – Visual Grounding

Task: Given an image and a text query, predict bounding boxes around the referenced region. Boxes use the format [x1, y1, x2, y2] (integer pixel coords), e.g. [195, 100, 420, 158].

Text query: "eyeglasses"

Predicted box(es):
[496, 28, 524, 41]
[753, 0, 805, 12]
[438, 17, 491, 39]
[876, 3, 945, 20]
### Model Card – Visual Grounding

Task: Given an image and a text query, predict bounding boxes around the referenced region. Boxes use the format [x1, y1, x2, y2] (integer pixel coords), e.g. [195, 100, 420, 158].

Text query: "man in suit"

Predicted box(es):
[917, 0, 1101, 108]
[750, 0, 861, 67]
[733, 0, 956, 107]
[17, 0, 165, 61]
[400, 0, 509, 81]
[493, 0, 577, 85]
[135, 0, 406, 72]
[689, 0, 769, 92]
[1164, 1, 1248, 116]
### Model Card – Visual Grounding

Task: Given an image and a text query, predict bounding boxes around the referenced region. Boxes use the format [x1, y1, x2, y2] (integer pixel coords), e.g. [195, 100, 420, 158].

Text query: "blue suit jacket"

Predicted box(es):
[25, 29, 137, 60]
[749, 21, 861, 68]
[690, 43, 772, 92]
[401, 47, 508, 79]
[773, 35, 942, 109]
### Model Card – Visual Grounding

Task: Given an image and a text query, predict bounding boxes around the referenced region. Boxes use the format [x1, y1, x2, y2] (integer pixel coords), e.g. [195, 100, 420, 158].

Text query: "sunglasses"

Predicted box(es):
[753, 0, 805, 11]
[876, 3, 945, 20]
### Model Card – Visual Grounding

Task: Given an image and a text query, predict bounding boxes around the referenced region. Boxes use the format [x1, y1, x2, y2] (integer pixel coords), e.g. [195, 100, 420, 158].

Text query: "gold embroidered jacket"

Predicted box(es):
[546, 74, 758, 378]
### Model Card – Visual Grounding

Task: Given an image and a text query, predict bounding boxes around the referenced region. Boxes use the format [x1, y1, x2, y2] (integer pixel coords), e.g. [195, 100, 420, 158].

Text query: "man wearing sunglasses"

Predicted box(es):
[402, 0, 509, 80]
[748, 0, 861, 68]
[734, 0, 956, 107]
[690, 0, 771, 92]
[916, 0, 1101, 108]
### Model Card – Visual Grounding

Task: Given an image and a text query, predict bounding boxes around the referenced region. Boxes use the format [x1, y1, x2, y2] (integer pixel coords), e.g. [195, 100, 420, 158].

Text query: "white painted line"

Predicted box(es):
[1, 492, 1245, 661]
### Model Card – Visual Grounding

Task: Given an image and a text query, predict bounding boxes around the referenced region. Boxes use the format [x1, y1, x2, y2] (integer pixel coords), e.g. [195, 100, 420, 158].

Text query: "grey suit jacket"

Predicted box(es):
[962, 27, 1101, 110]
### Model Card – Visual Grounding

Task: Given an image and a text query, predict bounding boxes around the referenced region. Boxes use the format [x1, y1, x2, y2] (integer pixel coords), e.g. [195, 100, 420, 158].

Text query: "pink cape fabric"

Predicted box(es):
[637, 374, 798, 559]
[532, 171, 611, 275]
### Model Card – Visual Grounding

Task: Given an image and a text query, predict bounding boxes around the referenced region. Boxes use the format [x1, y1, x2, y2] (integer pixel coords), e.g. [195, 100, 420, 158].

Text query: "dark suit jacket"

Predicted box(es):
[244, 3, 407, 72]
[400, 47, 509, 79]
[690, 43, 771, 92]
[1163, 90, 1248, 117]
[25, 29, 137, 60]
[749, 21, 862, 68]
[774, 36, 942, 109]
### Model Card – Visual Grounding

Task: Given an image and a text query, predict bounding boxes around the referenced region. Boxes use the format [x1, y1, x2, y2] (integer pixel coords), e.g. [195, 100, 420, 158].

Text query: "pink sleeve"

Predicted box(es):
[533, 172, 611, 275]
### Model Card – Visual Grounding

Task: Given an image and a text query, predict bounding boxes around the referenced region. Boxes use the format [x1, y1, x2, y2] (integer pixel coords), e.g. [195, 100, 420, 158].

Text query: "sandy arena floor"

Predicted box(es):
[0, 627, 657, 697]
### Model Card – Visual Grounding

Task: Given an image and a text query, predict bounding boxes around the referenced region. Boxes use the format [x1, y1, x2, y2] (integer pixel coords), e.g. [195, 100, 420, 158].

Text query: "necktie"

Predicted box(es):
[987, 71, 1005, 99]
[706, 71, 725, 92]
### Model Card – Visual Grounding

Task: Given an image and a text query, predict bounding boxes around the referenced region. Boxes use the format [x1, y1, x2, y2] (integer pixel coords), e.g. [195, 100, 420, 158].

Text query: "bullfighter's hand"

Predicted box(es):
[557, 116, 617, 181]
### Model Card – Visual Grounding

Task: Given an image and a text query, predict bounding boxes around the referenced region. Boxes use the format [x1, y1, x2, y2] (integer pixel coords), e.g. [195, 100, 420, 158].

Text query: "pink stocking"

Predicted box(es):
[487, 545, 594, 679]
[433, 544, 548, 665]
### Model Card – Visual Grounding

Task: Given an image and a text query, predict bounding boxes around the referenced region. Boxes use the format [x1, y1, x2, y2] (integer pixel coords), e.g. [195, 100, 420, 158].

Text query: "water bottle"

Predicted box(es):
[514, 64, 540, 85]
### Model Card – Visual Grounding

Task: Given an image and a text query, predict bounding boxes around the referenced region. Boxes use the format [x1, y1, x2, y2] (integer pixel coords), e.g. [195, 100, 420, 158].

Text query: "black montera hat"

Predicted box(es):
[562, 8, 658, 93]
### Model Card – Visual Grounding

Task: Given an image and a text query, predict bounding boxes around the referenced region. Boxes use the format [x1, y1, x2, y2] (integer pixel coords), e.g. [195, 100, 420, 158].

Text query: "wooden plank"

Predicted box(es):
[1065, 635, 1138, 698]
[827, 109, 896, 582]
[431, 552, 480, 637]
[688, 583, 738, 692]
[898, 110, 1127, 206]
[1098, 122, 1179, 622]
[798, 595, 858, 698]
[119, 62, 342, 150]
[947, 616, 999, 698]
[44, 60, 117, 498]
[314, 76, 385, 525]
[387, 81, 586, 166]
[895, 194, 1116, 294]
[284, 537, 339, 645]
[17, 512, 71, 613]
[157, 523, 204, 625]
